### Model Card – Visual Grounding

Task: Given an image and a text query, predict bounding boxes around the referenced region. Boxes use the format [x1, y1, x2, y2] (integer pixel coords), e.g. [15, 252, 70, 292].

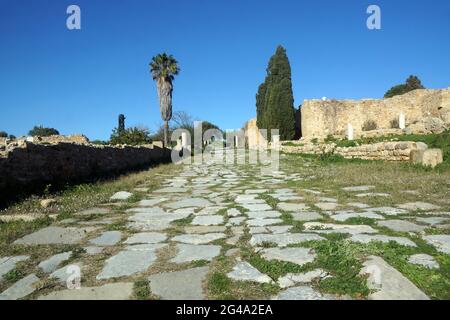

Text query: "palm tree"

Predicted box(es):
[149, 53, 180, 147]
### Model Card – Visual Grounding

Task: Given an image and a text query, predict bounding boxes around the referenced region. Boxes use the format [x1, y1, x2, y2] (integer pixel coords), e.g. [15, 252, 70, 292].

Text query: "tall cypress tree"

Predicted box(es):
[256, 45, 295, 140]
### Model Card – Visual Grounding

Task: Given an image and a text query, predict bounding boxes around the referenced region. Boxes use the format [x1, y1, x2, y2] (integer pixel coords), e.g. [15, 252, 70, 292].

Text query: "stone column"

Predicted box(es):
[272, 135, 280, 144]
[234, 135, 239, 148]
[399, 113, 406, 129]
[347, 123, 354, 141]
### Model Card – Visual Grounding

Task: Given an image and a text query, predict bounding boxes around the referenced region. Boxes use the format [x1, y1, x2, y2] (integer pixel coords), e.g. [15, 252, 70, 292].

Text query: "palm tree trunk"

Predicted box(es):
[163, 121, 169, 147]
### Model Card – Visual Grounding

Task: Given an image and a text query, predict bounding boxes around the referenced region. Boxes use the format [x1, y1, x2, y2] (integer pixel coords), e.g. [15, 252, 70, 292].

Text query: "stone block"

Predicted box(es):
[410, 148, 443, 168]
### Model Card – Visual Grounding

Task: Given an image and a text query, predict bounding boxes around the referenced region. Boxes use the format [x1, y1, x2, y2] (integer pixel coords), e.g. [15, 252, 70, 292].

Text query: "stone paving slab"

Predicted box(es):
[170, 244, 221, 263]
[246, 210, 281, 219]
[250, 233, 326, 247]
[227, 217, 246, 226]
[303, 222, 378, 235]
[364, 207, 409, 216]
[84, 246, 104, 255]
[38, 251, 72, 273]
[269, 194, 303, 201]
[242, 203, 272, 211]
[277, 203, 309, 212]
[110, 191, 133, 201]
[171, 233, 226, 245]
[14, 226, 96, 245]
[397, 202, 441, 211]
[50, 263, 83, 284]
[422, 235, 450, 253]
[290, 212, 323, 222]
[149, 267, 209, 300]
[0, 274, 39, 300]
[246, 218, 283, 227]
[127, 209, 191, 231]
[89, 231, 122, 246]
[227, 208, 242, 217]
[350, 234, 417, 247]
[164, 198, 213, 209]
[278, 269, 328, 288]
[38, 282, 134, 300]
[191, 215, 224, 226]
[123, 232, 167, 244]
[245, 189, 268, 194]
[267, 226, 292, 234]
[377, 220, 426, 233]
[342, 186, 375, 192]
[96, 244, 166, 280]
[360, 256, 429, 300]
[330, 212, 384, 222]
[347, 202, 371, 209]
[227, 262, 273, 283]
[0, 256, 30, 280]
[138, 198, 168, 207]
[315, 202, 338, 211]
[195, 206, 226, 216]
[408, 254, 439, 269]
[184, 226, 227, 234]
[415, 217, 449, 225]
[153, 187, 189, 193]
[259, 247, 316, 265]
[272, 285, 339, 300]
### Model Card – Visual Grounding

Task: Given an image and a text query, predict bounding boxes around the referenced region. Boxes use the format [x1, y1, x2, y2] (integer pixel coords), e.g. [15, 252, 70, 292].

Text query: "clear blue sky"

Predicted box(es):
[1, 0, 449, 140]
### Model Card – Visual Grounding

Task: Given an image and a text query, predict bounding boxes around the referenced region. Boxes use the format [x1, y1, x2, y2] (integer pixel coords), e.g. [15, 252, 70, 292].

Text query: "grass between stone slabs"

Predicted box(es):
[133, 280, 151, 300]
[292, 238, 450, 300]
[171, 215, 194, 227]
[243, 249, 312, 280]
[206, 252, 279, 300]
[0, 163, 179, 248]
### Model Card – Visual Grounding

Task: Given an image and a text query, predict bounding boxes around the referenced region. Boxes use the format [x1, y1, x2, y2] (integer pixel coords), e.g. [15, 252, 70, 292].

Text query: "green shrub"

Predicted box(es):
[91, 140, 108, 145]
[109, 127, 152, 146]
[335, 139, 357, 148]
[324, 134, 337, 143]
[362, 120, 377, 131]
[28, 126, 60, 137]
[384, 75, 425, 98]
[390, 118, 399, 129]
[0, 131, 7, 138]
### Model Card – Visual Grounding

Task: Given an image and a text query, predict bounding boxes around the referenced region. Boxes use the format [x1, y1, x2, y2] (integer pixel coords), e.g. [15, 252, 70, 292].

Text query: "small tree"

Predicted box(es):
[405, 75, 425, 91]
[0, 131, 7, 138]
[118, 114, 126, 133]
[109, 126, 152, 146]
[256, 45, 296, 140]
[384, 75, 425, 98]
[28, 126, 60, 136]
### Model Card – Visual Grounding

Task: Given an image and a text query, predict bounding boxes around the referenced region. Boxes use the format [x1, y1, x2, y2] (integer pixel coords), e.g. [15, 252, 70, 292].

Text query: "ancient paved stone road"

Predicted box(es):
[1, 152, 449, 300]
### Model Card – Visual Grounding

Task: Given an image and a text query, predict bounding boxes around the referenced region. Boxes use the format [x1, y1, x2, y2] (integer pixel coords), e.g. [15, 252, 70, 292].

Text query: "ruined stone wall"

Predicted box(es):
[244, 118, 268, 149]
[0, 140, 171, 203]
[281, 141, 427, 161]
[301, 88, 450, 139]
